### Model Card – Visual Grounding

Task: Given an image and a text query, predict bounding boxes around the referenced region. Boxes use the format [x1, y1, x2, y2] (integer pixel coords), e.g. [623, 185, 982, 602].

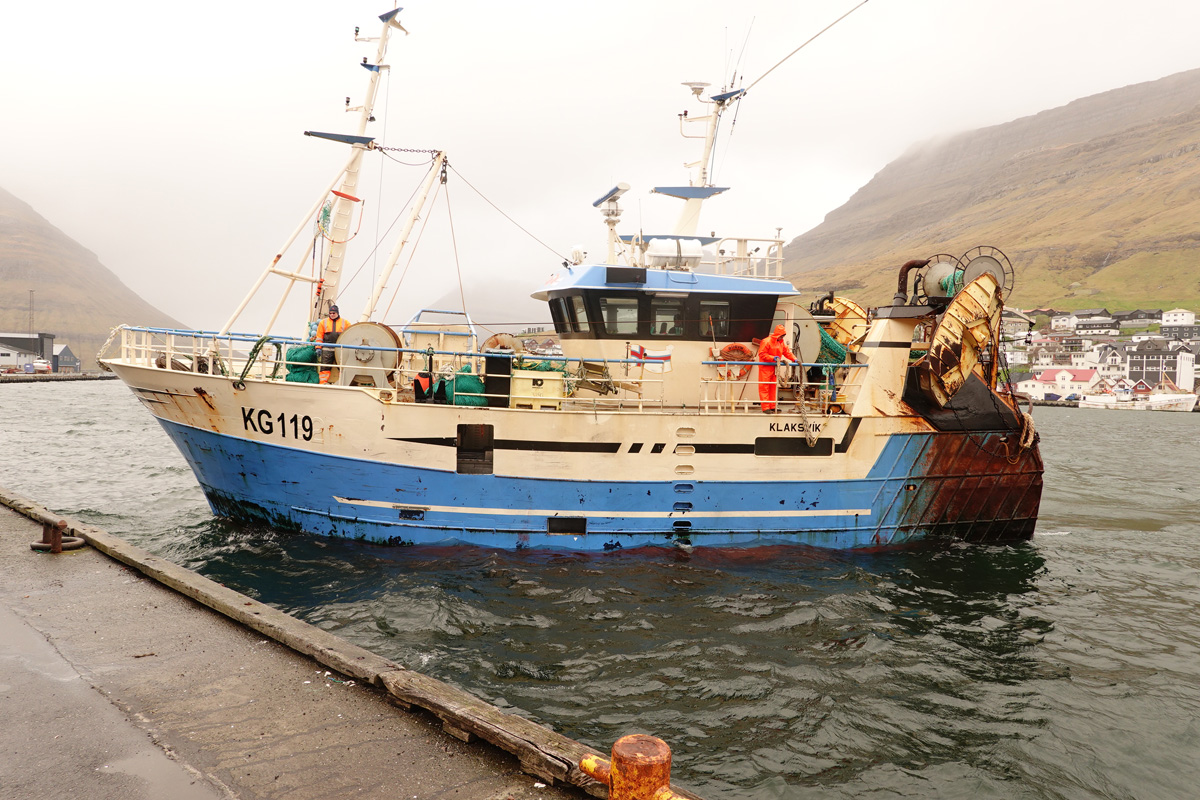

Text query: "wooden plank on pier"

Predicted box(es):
[378, 667, 604, 789]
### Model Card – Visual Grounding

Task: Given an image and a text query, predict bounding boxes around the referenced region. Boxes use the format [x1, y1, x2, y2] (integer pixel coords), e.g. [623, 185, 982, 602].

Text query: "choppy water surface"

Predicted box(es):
[4, 381, 1199, 799]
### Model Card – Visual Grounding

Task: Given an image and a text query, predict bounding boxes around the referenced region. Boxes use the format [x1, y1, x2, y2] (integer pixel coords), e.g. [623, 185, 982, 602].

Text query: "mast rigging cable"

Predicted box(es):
[745, 0, 871, 93]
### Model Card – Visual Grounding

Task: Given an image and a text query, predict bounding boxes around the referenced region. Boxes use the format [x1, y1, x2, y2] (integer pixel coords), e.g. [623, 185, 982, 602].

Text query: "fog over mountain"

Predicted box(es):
[0, 187, 184, 367]
[783, 68, 1200, 311]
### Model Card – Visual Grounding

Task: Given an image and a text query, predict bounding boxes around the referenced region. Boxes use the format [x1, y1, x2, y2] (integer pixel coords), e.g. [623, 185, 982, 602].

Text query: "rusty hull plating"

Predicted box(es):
[897, 249, 1041, 543]
[891, 428, 1042, 543]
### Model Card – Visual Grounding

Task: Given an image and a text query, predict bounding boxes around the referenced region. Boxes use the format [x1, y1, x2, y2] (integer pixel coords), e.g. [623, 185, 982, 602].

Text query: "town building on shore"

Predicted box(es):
[1162, 323, 1200, 340]
[1076, 318, 1121, 336]
[53, 344, 80, 373]
[1114, 309, 1162, 328]
[1016, 368, 1100, 401]
[1162, 308, 1196, 327]
[1126, 340, 1195, 391]
[0, 332, 56, 372]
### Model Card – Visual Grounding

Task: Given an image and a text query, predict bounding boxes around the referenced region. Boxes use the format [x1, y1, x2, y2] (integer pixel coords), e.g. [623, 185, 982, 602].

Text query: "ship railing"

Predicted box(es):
[398, 325, 477, 375]
[390, 350, 670, 412]
[116, 327, 673, 409]
[116, 327, 868, 416]
[699, 360, 868, 415]
[114, 327, 310, 380]
[702, 237, 784, 278]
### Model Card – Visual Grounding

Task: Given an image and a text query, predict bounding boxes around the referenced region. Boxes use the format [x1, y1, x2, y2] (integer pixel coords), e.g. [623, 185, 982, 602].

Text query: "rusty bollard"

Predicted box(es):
[31, 519, 86, 553]
[580, 734, 685, 800]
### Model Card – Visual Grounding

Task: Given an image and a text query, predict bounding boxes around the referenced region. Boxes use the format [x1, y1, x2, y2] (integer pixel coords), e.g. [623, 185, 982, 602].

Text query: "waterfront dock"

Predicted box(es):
[0, 372, 118, 383]
[1030, 398, 1200, 411]
[0, 492, 695, 799]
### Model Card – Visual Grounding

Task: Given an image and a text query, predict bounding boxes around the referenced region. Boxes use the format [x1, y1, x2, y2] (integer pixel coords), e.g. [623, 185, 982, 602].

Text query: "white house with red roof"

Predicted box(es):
[1016, 367, 1101, 401]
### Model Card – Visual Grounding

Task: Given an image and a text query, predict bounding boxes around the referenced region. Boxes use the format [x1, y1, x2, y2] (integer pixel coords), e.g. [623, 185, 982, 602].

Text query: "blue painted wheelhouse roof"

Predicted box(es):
[531, 263, 796, 300]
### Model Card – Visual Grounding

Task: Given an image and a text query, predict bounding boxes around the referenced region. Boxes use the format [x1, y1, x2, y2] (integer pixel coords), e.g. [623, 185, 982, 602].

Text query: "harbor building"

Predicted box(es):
[1126, 340, 1195, 391]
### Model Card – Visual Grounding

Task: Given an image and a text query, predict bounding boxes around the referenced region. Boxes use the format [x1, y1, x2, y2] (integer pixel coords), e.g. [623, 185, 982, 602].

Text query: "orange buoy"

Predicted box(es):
[717, 342, 754, 380]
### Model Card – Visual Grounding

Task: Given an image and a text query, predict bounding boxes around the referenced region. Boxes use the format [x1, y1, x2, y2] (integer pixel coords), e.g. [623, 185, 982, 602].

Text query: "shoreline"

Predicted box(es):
[1031, 398, 1200, 411]
[0, 372, 118, 383]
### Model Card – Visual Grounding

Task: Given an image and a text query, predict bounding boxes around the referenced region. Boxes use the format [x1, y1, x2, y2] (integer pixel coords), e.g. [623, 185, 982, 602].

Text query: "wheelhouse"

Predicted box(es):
[535, 264, 791, 342]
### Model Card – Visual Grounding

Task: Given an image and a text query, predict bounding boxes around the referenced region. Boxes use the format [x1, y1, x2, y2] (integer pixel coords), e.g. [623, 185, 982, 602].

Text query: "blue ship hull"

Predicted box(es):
[159, 417, 1041, 551]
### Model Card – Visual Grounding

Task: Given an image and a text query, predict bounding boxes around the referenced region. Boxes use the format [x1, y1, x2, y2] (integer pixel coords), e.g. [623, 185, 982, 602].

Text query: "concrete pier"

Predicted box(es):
[0, 372, 118, 383]
[0, 497, 618, 799]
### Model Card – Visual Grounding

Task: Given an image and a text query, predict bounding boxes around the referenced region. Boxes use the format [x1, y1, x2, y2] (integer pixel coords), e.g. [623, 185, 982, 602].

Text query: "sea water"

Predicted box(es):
[3, 380, 1198, 799]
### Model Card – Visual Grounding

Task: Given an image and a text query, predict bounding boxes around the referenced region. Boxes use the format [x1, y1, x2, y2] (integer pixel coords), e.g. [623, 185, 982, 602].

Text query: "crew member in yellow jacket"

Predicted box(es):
[313, 305, 349, 384]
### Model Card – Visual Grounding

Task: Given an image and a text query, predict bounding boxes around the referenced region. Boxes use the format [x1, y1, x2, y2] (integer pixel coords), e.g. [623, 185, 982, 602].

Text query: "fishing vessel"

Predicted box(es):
[1079, 382, 1199, 411]
[100, 8, 1043, 551]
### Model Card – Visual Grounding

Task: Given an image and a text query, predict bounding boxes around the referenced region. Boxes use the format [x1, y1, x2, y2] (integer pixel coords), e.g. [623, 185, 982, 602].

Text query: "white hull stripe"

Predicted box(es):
[334, 496, 872, 519]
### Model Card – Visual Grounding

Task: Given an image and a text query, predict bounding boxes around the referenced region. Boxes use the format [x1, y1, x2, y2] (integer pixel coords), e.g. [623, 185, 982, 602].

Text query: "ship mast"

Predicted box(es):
[218, 7, 409, 336]
[310, 10, 405, 326]
[655, 85, 743, 237]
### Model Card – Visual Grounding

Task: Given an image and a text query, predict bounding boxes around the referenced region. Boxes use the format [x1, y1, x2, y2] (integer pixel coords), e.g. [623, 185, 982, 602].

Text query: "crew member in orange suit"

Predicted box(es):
[757, 324, 797, 413]
[313, 304, 349, 384]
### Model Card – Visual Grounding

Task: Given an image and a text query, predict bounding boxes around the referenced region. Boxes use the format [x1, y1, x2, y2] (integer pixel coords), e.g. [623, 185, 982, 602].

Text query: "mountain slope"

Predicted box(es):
[783, 68, 1200, 311]
[0, 187, 185, 368]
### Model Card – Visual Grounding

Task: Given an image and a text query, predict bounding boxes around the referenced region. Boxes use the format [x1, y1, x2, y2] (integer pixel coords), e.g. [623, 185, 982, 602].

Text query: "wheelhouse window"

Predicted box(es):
[728, 295, 777, 341]
[651, 298, 685, 337]
[569, 295, 590, 333]
[549, 297, 571, 334]
[699, 301, 730, 338]
[598, 295, 639, 335]
[547, 290, 776, 341]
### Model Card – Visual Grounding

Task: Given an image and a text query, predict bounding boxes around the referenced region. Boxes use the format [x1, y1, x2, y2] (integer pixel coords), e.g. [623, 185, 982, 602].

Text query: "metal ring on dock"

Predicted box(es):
[30, 519, 87, 552]
[31, 536, 87, 552]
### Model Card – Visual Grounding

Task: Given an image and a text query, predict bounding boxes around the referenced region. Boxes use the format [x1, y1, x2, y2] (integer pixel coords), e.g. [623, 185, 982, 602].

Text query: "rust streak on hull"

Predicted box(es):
[901, 430, 1042, 542]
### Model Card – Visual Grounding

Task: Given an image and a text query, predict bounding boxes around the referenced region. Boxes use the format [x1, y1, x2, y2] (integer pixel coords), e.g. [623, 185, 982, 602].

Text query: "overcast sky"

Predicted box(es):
[4, 0, 1200, 335]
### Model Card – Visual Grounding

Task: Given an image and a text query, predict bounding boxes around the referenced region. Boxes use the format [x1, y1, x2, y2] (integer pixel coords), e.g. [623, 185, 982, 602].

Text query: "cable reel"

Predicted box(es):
[960, 245, 1014, 296]
[911, 254, 963, 308]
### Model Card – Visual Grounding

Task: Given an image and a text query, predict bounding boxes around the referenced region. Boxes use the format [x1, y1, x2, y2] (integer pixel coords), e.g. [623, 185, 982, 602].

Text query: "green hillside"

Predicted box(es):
[784, 69, 1200, 313]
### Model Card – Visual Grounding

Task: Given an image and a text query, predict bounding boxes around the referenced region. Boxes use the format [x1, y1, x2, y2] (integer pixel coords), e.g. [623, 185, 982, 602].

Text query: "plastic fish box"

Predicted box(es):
[509, 369, 564, 410]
